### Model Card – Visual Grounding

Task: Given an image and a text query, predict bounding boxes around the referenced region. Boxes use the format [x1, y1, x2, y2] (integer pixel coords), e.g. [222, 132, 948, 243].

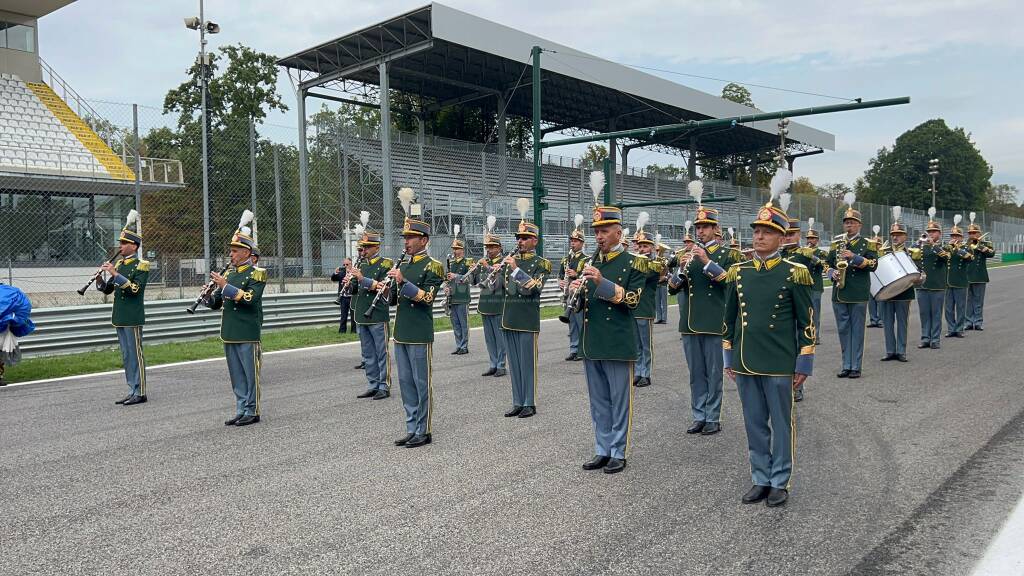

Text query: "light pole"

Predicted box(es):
[928, 158, 939, 208]
[185, 3, 219, 272]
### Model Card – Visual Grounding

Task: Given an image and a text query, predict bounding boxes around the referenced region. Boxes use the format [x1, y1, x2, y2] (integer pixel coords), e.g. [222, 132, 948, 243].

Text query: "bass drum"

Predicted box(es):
[870, 251, 921, 300]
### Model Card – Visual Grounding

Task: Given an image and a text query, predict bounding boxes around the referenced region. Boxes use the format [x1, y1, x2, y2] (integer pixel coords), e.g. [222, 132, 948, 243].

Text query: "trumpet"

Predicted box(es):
[186, 262, 232, 314]
[559, 248, 600, 324]
[77, 251, 122, 295]
[364, 252, 408, 318]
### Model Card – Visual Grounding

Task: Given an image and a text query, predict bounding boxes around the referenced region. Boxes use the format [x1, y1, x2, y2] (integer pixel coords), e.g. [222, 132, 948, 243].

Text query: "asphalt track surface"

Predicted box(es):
[3, 266, 1024, 576]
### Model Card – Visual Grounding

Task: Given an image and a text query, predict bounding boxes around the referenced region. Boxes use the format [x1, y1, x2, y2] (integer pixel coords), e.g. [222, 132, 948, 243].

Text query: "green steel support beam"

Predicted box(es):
[530, 45, 548, 255]
[539, 97, 910, 149]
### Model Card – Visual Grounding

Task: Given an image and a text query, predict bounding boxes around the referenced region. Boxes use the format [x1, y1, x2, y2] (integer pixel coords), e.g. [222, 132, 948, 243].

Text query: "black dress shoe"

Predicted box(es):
[946, 332, 957, 338]
[225, 415, 242, 426]
[122, 395, 147, 406]
[837, 370, 851, 378]
[235, 415, 260, 426]
[582, 455, 610, 470]
[930, 343, 941, 349]
[766, 487, 789, 507]
[451, 349, 460, 355]
[848, 370, 861, 379]
[965, 325, 975, 331]
[405, 434, 432, 448]
[493, 368, 507, 377]
[634, 377, 652, 388]
[459, 348, 469, 355]
[504, 406, 523, 417]
[572, 355, 583, 361]
[686, 421, 706, 434]
[655, 320, 667, 324]
[482, 367, 497, 376]
[742, 485, 770, 504]
[896, 355, 908, 362]
[917, 343, 931, 349]
[603, 458, 626, 474]
[357, 389, 376, 398]
[517, 406, 536, 418]
[372, 390, 390, 400]
[632, 375, 641, 386]
[565, 353, 578, 361]
[700, 422, 721, 435]
[394, 433, 414, 446]
[354, 362, 366, 369]
[955, 332, 966, 338]
[115, 394, 132, 405]
[975, 326, 984, 331]
[880, 354, 895, 361]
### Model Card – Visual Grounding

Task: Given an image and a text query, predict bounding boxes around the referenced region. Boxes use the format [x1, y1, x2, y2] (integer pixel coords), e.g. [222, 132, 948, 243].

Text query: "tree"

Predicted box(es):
[791, 176, 815, 195]
[816, 182, 853, 201]
[645, 163, 686, 180]
[580, 144, 608, 169]
[701, 83, 775, 187]
[985, 184, 1024, 218]
[721, 83, 754, 107]
[861, 119, 992, 210]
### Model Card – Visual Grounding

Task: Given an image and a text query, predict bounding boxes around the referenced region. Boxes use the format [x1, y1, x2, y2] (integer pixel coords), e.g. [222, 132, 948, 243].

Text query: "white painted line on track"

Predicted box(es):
[971, 494, 1024, 575]
[7, 262, 1022, 388]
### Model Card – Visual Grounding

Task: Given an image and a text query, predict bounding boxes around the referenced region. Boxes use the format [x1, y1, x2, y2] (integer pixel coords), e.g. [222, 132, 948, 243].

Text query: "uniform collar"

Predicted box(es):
[848, 234, 861, 243]
[410, 249, 429, 263]
[519, 251, 535, 260]
[122, 257, 136, 264]
[751, 251, 782, 271]
[599, 243, 624, 262]
[705, 239, 719, 251]
[369, 255, 380, 264]
[237, 263, 251, 272]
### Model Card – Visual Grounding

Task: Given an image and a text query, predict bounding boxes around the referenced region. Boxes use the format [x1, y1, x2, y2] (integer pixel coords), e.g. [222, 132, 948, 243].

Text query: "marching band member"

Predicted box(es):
[878, 208, 917, 362]
[559, 215, 587, 361]
[631, 212, 661, 388]
[826, 193, 878, 379]
[347, 215, 393, 400]
[867, 225, 884, 328]
[723, 187, 815, 508]
[916, 209, 949, 349]
[569, 178, 646, 474]
[804, 220, 826, 345]
[669, 182, 740, 432]
[944, 215, 973, 338]
[96, 210, 149, 406]
[966, 213, 994, 331]
[500, 198, 550, 419]
[474, 217, 507, 377]
[447, 226, 471, 355]
[208, 210, 267, 426]
[654, 239, 670, 324]
[388, 189, 444, 448]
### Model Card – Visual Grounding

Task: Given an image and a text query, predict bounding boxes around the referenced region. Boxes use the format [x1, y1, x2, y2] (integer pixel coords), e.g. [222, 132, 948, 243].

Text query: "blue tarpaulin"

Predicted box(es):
[0, 284, 35, 337]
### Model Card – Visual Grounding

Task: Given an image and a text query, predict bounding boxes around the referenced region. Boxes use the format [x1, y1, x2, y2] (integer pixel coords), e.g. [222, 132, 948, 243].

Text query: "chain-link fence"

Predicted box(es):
[4, 90, 1024, 309]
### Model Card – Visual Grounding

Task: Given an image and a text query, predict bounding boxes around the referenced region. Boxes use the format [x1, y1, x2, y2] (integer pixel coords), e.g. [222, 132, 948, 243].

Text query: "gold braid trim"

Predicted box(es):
[427, 259, 444, 278]
[538, 257, 552, 273]
[631, 255, 649, 273]
[725, 262, 744, 283]
[624, 286, 641, 308]
[788, 263, 813, 286]
[137, 260, 151, 272]
[251, 267, 267, 282]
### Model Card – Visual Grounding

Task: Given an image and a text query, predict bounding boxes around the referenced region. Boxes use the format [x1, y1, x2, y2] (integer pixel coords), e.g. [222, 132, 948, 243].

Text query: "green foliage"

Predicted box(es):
[580, 144, 608, 169]
[986, 184, 1024, 217]
[816, 182, 853, 201]
[645, 163, 687, 180]
[701, 83, 775, 187]
[861, 119, 992, 210]
[721, 83, 754, 107]
[791, 176, 816, 195]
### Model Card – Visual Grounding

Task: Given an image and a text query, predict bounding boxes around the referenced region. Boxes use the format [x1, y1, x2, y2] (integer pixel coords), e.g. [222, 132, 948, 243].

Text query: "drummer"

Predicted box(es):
[877, 220, 919, 362]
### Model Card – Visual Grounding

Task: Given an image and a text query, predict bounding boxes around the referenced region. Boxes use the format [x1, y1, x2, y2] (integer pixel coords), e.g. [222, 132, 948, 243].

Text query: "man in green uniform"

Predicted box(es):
[826, 206, 878, 378]
[723, 201, 815, 508]
[878, 221, 918, 362]
[473, 232, 507, 377]
[446, 235, 471, 355]
[389, 217, 445, 448]
[500, 214, 551, 419]
[916, 216, 949, 349]
[804, 224, 826, 345]
[782, 217, 821, 401]
[96, 217, 149, 406]
[347, 229, 393, 400]
[944, 223, 974, 338]
[966, 222, 994, 331]
[209, 219, 267, 427]
[668, 205, 739, 431]
[559, 225, 587, 361]
[631, 226, 662, 388]
[867, 229, 885, 328]
[655, 242, 670, 324]
[569, 205, 646, 474]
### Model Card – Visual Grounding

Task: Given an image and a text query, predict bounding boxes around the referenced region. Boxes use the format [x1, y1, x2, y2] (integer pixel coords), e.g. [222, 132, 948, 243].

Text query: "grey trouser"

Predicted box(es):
[880, 300, 910, 356]
[584, 359, 634, 460]
[116, 326, 146, 397]
[357, 322, 390, 391]
[833, 302, 866, 371]
[634, 318, 653, 378]
[395, 342, 432, 435]
[451, 303, 469, 351]
[503, 330, 538, 407]
[736, 374, 795, 490]
[481, 314, 507, 370]
[682, 333, 724, 423]
[917, 289, 944, 345]
[225, 342, 261, 417]
[945, 287, 967, 333]
[967, 283, 987, 329]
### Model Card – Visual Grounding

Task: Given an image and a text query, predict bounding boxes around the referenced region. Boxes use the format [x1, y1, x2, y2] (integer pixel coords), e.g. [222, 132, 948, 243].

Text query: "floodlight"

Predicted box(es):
[184, 16, 201, 29]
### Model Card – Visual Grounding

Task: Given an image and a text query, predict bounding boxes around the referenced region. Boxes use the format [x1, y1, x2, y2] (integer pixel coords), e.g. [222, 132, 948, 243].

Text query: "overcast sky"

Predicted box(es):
[37, 0, 1024, 199]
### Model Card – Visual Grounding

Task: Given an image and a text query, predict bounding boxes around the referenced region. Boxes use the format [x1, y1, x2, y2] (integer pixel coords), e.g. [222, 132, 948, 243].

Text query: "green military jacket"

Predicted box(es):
[878, 244, 920, 301]
[827, 236, 879, 303]
[213, 264, 267, 343]
[579, 246, 647, 361]
[788, 246, 827, 292]
[946, 242, 973, 289]
[448, 257, 471, 304]
[633, 253, 663, 320]
[352, 254, 393, 325]
[669, 242, 741, 335]
[99, 257, 150, 327]
[500, 252, 551, 333]
[472, 255, 505, 315]
[917, 242, 949, 291]
[723, 255, 815, 376]
[559, 250, 588, 281]
[967, 240, 994, 283]
[392, 252, 444, 344]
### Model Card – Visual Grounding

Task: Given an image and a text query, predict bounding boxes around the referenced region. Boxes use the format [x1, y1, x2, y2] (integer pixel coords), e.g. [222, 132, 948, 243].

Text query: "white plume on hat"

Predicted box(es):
[353, 222, 365, 236]
[779, 192, 792, 214]
[397, 187, 416, 215]
[516, 197, 530, 220]
[769, 167, 793, 202]
[573, 213, 584, 230]
[872, 224, 881, 235]
[636, 211, 650, 233]
[622, 227, 630, 238]
[359, 210, 370, 227]
[655, 232, 662, 243]
[486, 214, 496, 233]
[453, 224, 460, 239]
[684, 219, 692, 232]
[238, 209, 254, 228]
[953, 214, 962, 226]
[928, 206, 937, 219]
[125, 209, 139, 227]
[970, 211, 976, 224]
[807, 217, 815, 231]
[589, 170, 606, 204]
[687, 180, 704, 205]
[728, 226, 735, 238]
[843, 192, 856, 208]
[892, 206, 902, 223]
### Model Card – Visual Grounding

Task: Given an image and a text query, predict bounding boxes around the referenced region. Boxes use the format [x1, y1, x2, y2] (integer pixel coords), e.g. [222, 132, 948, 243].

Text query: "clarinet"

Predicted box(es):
[364, 252, 409, 318]
[559, 248, 600, 324]
[186, 263, 232, 314]
[484, 248, 520, 290]
[77, 252, 121, 295]
[335, 255, 364, 304]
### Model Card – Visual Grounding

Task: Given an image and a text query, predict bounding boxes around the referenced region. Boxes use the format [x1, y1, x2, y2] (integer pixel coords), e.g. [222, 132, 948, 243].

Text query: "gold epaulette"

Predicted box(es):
[725, 262, 744, 283]
[428, 259, 444, 278]
[381, 258, 393, 268]
[251, 267, 268, 282]
[137, 259, 151, 272]
[631, 254, 649, 273]
[647, 258, 664, 273]
[784, 259, 812, 286]
[866, 239, 879, 252]
[538, 257, 552, 273]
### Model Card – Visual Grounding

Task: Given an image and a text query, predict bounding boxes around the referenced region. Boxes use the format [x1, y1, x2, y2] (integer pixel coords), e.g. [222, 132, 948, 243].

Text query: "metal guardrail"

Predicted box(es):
[20, 281, 565, 357]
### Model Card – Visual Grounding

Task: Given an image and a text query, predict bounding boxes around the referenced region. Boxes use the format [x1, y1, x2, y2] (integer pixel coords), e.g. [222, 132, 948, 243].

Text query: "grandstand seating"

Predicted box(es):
[0, 72, 133, 179]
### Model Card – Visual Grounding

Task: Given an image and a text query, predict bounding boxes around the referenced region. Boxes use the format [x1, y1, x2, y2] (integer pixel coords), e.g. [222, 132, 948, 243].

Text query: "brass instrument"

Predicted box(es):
[559, 247, 601, 324]
[364, 252, 409, 318]
[833, 233, 849, 289]
[77, 251, 122, 295]
[186, 262, 232, 314]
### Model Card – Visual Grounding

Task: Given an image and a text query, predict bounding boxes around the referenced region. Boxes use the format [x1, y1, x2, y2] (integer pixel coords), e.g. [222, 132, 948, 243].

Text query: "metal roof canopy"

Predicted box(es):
[277, 2, 835, 158]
